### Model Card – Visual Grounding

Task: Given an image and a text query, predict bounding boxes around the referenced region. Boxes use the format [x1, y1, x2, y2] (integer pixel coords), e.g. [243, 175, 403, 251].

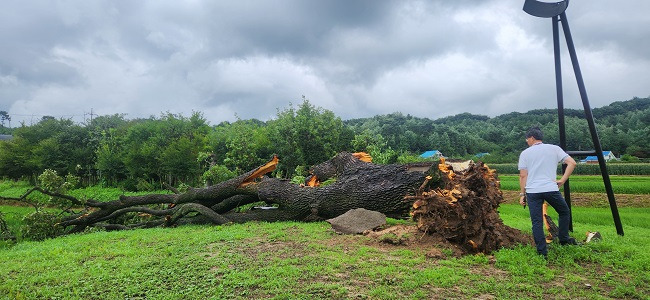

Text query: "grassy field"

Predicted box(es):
[1, 203, 649, 299]
[499, 175, 650, 194]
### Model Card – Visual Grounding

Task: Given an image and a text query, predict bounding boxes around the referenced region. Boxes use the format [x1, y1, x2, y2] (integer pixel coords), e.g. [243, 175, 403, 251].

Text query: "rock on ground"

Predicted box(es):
[326, 208, 387, 234]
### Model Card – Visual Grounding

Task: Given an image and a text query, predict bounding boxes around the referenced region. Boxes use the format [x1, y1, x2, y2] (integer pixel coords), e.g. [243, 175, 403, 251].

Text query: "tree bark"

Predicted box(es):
[57, 152, 436, 232]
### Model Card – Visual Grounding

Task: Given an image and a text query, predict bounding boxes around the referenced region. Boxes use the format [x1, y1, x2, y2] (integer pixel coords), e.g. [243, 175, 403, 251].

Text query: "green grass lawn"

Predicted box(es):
[1, 204, 649, 299]
[499, 175, 650, 194]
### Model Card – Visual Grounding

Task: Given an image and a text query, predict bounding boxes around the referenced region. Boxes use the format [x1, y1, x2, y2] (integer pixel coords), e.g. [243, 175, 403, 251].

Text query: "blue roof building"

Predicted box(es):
[580, 151, 617, 163]
[420, 150, 443, 159]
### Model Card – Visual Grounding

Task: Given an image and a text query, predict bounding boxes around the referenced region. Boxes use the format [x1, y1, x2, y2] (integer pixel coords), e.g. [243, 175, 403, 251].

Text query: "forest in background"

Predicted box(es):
[0, 96, 648, 190]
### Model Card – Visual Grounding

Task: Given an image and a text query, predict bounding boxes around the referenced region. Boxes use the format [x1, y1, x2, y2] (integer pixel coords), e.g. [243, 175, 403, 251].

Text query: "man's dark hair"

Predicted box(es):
[526, 126, 544, 140]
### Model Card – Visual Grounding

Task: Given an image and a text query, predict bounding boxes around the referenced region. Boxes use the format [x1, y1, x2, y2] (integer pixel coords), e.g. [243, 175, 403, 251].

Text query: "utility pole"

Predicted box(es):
[85, 108, 97, 124]
[90, 108, 96, 123]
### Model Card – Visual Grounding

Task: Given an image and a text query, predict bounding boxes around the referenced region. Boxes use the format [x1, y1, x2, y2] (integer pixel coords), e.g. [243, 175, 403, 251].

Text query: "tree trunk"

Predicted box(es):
[57, 153, 436, 231]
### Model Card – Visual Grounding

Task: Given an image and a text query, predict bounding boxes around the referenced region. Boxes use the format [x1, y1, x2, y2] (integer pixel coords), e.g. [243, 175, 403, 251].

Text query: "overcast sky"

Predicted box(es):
[1, 0, 649, 126]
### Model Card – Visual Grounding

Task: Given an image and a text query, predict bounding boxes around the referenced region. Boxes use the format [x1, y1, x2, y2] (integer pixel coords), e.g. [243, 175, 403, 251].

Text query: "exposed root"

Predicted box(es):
[410, 159, 530, 254]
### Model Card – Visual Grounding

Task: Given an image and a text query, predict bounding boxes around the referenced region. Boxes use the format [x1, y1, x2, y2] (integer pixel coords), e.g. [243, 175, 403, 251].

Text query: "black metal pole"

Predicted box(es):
[553, 16, 573, 231]
[559, 12, 624, 235]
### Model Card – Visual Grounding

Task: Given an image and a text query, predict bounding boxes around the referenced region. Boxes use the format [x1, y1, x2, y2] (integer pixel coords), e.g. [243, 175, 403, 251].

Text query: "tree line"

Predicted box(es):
[0, 97, 648, 190]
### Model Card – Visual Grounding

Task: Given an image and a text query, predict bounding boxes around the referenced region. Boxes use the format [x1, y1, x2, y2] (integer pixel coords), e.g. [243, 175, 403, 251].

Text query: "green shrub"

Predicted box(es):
[397, 152, 430, 164]
[20, 211, 64, 241]
[291, 175, 306, 185]
[202, 164, 237, 186]
[36, 169, 82, 209]
[38, 169, 79, 193]
[620, 154, 641, 163]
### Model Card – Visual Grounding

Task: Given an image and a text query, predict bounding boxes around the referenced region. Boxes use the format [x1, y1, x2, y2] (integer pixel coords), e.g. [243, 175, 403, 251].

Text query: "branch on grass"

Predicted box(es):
[1, 186, 84, 205]
[0, 195, 39, 211]
[91, 223, 129, 231]
[91, 218, 168, 231]
[93, 206, 178, 223]
[166, 203, 230, 226]
[35, 186, 84, 205]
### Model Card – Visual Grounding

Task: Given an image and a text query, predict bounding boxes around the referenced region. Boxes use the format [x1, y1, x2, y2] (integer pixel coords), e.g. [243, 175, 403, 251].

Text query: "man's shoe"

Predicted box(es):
[560, 237, 578, 246]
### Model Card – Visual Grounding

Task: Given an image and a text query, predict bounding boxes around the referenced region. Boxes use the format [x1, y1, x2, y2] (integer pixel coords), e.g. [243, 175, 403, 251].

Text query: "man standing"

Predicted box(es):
[518, 127, 578, 259]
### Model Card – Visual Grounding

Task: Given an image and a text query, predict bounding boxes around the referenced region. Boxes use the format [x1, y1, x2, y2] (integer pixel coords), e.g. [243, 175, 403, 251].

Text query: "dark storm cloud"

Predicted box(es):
[1, 0, 648, 125]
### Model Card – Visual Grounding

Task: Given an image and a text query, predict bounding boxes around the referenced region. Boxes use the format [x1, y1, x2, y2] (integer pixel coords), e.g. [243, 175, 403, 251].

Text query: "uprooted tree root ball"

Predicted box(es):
[409, 159, 530, 254]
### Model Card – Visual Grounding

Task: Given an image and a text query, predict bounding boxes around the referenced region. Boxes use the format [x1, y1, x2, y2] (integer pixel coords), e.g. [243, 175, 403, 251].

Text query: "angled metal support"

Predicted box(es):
[524, 0, 624, 235]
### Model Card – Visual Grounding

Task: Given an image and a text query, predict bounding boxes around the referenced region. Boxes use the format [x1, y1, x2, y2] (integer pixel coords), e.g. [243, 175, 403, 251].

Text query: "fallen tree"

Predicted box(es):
[1, 152, 431, 233]
[3, 152, 529, 253]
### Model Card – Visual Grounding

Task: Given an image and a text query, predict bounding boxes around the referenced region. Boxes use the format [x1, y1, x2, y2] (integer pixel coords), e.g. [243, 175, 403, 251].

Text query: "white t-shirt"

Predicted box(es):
[518, 142, 569, 193]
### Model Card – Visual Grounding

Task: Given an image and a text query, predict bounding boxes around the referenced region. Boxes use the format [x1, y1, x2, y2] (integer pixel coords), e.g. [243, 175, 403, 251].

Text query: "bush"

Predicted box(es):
[620, 154, 641, 163]
[21, 211, 64, 241]
[396, 152, 430, 164]
[37, 169, 82, 208]
[369, 147, 398, 164]
[202, 164, 237, 186]
[291, 175, 306, 185]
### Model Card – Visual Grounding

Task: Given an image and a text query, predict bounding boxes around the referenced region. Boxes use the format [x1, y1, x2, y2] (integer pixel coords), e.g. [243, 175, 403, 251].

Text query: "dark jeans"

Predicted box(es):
[526, 191, 571, 255]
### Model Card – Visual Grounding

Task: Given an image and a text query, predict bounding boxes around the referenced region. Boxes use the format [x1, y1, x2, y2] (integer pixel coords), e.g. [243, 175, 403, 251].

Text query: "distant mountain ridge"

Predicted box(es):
[344, 97, 650, 159]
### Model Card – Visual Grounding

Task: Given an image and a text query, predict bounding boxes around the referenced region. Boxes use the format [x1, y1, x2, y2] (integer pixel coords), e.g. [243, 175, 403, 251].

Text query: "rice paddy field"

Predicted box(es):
[499, 175, 650, 195]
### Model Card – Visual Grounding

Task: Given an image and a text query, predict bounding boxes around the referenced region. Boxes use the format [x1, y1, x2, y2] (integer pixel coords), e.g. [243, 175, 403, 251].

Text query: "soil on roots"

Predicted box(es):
[408, 160, 531, 254]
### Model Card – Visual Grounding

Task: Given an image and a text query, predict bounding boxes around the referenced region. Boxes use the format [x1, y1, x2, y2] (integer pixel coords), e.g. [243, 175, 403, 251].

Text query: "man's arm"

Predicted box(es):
[556, 156, 577, 186]
[519, 169, 528, 206]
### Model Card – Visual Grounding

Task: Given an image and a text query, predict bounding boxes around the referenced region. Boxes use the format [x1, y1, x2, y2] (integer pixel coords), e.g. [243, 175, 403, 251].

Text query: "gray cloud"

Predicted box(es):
[1, 0, 648, 126]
